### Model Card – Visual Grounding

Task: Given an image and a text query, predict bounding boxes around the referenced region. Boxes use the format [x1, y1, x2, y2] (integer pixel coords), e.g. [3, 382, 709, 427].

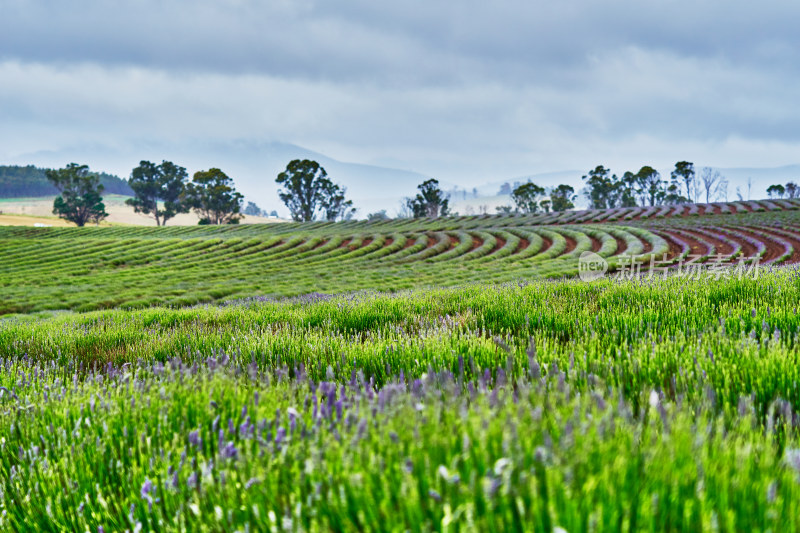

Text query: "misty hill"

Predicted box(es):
[6, 141, 798, 215]
[8, 141, 438, 216]
[472, 165, 800, 210]
[0, 165, 133, 198]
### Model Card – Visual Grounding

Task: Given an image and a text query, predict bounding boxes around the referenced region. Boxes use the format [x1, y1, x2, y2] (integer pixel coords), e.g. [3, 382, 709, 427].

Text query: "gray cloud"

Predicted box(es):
[0, 0, 799, 203]
[3, 1, 799, 82]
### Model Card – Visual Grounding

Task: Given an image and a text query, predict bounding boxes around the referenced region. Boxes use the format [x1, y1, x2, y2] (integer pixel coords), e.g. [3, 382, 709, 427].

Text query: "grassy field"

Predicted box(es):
[2, 271, 800, 530]
[3, 204, 800, 315]
[3, 205, 800, 530]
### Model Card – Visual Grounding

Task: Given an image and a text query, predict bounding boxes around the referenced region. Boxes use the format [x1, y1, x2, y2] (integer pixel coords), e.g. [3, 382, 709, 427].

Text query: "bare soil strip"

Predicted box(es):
[684, 228, 734, 256]
[751, 226, 800, 263]
[658, 229, 710, 257]
[735, 227, 783, 263]
[613, 236, 628, 256]
[563, 235, 577, 255]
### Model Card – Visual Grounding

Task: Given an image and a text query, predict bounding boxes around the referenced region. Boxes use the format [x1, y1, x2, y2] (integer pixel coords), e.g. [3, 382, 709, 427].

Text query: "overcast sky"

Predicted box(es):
[1, 0, 799, 188]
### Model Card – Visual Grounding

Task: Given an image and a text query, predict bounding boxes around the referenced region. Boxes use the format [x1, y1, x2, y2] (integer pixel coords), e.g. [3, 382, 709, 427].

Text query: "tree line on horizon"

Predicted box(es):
[39, 159, 359, 226]
[43, 162, 245, 227]
[21, 159, 800, 227]
[576, 161, 797, 209]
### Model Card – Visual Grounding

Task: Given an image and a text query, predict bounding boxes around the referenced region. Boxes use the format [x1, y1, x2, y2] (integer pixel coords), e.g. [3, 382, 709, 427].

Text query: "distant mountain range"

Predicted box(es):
[0, 165, 133, 198]
[3, 140, 798, 215]
[4, 140, 437, 216]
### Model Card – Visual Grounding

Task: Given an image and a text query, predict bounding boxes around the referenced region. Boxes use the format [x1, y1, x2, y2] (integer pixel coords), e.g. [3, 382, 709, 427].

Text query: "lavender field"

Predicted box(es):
[3, 205, 800, 316]
[2, 268, 800, 530]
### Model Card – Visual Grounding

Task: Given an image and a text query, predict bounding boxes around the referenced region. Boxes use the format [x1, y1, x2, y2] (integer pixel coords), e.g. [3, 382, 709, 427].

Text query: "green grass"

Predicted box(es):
[2, 271, 800, 530]
[4, 208, 800, 530]
[5, 208, 789, 316]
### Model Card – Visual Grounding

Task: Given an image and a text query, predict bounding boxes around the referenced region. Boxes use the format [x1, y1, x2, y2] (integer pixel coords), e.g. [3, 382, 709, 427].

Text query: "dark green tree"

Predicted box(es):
[550, 184, 576, 212]
[511, 182, 546, 214]
[45, 163, 108, 226]
[320, 181, 356, 221]
[767, 184, 786, 199]
[125, 160, 189, 226]
[406, 179, 450, 218]
[618, 172, 639, 207]
[671, 161, 695, 202]
[276, 160, 354, 222]
[185, 168, 243, 224]
[539, 199, 552, 214]
[582, 166, 615, 209]
[636, 166, 663, 206]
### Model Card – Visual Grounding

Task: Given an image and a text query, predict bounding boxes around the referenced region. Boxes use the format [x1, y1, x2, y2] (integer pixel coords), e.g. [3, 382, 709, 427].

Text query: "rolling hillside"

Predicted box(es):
[2, 201, 800, 315]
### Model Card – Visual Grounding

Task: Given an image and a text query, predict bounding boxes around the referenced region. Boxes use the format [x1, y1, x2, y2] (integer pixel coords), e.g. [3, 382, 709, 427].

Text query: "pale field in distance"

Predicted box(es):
[0, 195, 287, 226]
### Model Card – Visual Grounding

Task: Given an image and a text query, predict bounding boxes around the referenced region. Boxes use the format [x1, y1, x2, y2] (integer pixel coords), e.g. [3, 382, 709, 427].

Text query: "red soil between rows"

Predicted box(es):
[490, 235, 506, 255]
[754, 227, 800, 263]
[735, 227, 783, 263]
[539, 236, 553, 254]
[654, 231, 684, 261]
[658, 229, 710, 257]
[683, 228, 734, 257]
[640, 236, 653, 254]
[714, 227, 759, 258]
[563, 235, 577, 255]
[613, 236, 628, 256]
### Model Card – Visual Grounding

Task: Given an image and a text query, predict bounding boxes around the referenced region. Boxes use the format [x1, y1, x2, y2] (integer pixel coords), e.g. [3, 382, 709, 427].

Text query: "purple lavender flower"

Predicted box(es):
[239, 417, 252, 439]
[188, 430, 201, 448]
[140, 478, 154, 511]
[140, 478, 154, 499]
[275, 427, 286, 447]
[221, 441, 238, 460]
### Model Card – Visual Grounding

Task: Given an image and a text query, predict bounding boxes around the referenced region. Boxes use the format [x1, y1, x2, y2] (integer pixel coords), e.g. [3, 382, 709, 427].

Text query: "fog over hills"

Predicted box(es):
[4, 139, 798, 217]
[5, 140, 442, 217]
